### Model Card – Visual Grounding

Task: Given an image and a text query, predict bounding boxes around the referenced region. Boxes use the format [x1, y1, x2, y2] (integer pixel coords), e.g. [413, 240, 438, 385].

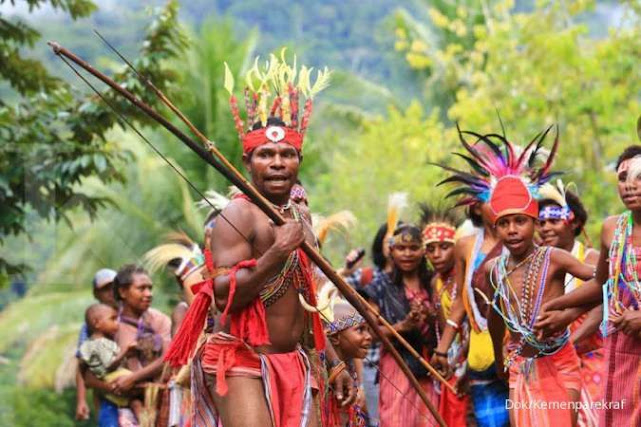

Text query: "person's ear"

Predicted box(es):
[242, 153, 251, 171]
[328, 334, 340, 347]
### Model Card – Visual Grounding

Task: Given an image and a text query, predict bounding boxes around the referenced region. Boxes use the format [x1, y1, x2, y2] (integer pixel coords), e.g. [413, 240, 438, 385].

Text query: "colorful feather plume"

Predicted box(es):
[538, 179, 568, 208]
[436, 124, 561, 206]
[226, 48, 332, 135]
[313, 210, 357, 247]
[418, 202, 462, 229]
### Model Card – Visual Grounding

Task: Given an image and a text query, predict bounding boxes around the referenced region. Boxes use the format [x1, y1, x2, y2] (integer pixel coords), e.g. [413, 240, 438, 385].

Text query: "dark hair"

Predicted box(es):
[616, 145, 641, 170]
[371, 223, 390, 270]
[113, 264, 148, 301]
[85, 303, 110, 335]
[389, 224, 433, 296]
[539, 190, 588, 236]
[467, 204, 483, 227]
[251, 116, 287, 130]
[389, 225, 437, 351]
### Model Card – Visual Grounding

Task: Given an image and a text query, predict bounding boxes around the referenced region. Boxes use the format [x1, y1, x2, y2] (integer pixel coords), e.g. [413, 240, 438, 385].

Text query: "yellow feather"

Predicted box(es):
[309, 67, 332, 98]
[314, 210, 357, 246]
[538, 182, 566, 207]
[387, 192, 408, 237]
[223, 62, 234, 95]
[143, 243, 194, 273]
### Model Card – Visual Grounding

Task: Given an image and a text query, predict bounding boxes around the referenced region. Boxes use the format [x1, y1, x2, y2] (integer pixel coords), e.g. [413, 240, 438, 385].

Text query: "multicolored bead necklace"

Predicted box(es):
[602, 211, 641, 335]
[491, 246, 568, 368]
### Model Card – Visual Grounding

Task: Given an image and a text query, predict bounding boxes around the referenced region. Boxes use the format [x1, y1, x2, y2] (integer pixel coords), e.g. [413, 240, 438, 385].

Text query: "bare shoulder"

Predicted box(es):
[455, 234, 476, 257]
[601, 215, 621, 246]
[549, 246, 571, 262]
[211, 198, 256, 243]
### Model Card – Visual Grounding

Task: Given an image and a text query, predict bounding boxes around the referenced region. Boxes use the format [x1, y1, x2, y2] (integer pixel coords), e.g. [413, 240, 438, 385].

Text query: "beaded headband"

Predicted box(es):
[423, 223, 457, 245]
[539, 205, 573, 221]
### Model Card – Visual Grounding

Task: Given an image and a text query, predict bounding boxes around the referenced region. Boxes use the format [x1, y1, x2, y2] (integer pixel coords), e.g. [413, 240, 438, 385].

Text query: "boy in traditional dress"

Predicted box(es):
[420, 204, 470, 427]
[462, 128, 595, 426]
[431, 130, 511, 427]
[319, 287, 372, 427]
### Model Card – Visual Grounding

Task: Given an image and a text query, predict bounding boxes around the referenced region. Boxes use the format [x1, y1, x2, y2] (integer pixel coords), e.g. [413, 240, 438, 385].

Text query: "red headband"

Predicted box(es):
[489, 176, 539, 223]
[423, 223, 456, 245]
[242, 125, 303, 154]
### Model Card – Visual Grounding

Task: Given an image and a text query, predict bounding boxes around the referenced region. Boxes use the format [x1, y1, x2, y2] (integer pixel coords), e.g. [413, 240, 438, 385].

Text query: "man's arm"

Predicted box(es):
[83, 369, 113, 394]
[571, 304, 603, 345]
[487, 298, 507, 381]
[212, 200, 305, 313]
[75, 361, 90, 420]
[554, 247, 596, 282]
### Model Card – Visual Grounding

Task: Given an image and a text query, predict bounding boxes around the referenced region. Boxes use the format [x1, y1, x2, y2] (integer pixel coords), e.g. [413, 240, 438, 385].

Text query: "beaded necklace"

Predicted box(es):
[491, 246, 568, 368]
[259, 204, 309, 307]
[602, 211, 641, 335]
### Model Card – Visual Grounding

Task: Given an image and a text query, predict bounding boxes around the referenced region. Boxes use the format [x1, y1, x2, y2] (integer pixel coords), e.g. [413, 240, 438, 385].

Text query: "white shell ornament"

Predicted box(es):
[265, 126, 285, 142]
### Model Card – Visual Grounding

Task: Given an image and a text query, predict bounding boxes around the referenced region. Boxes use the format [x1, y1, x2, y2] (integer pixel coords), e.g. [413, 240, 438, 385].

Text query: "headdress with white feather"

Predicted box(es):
[143, 231, 204, 283]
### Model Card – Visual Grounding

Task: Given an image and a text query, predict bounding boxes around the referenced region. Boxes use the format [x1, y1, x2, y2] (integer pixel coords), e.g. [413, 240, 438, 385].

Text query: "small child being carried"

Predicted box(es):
[79, 303, 143, 422]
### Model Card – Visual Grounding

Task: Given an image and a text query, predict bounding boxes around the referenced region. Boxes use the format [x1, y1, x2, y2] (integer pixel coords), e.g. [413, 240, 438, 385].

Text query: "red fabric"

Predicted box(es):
[242, 126, 303, 153]
[599, 331, 641, 426]
[219, 259, 271, 349]
[378, 352, 440, 426]
[297, 249, 326, 352]
[489, 176, 538, 223]
[262, 351, 309, 427]
[201, 335, 262, 395]
[164, 249, 215, 367]
[360, 267, 374, 287]
[423, 223, 456, 244]
[438, 377, 469, 427]
[509, 342, 582, 427]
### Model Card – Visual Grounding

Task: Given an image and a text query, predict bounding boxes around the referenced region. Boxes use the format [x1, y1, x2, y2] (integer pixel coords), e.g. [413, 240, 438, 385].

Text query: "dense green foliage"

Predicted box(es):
[0, 0, 186, 286]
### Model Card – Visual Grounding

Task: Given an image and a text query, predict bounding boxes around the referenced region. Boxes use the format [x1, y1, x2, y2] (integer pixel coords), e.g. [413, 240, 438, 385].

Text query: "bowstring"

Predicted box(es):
[58, 54, 260, 257]
[59, 54, 440, 425]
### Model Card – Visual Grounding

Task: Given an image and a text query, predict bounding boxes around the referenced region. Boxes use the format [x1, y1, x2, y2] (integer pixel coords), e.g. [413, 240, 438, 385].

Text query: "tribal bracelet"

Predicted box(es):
[433, 350, 448, 358]
[327, 358, 343, 369]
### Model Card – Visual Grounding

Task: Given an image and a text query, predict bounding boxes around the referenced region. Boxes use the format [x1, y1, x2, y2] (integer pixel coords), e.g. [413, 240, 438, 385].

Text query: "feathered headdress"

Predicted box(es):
[313, 210, 357, 247]
[538, 179, 573, 221]
[197, 189, 231, 230]
[316, 284, 364, 335]
[418, 202, 462, 245]
[437, 125, 561, 223]
[143, 231, 204, 284]
[224, 49, 332, 153]
[386, 192, 408, 237]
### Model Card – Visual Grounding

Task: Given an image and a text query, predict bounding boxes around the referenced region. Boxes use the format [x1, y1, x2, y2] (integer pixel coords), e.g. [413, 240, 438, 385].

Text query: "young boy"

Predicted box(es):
[79, 303, 143, 422]
[319, 287, 372, 427]
[75, 268, 118, 424]
[484, 173, 594, 426]
[421, 203, 470, 427]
